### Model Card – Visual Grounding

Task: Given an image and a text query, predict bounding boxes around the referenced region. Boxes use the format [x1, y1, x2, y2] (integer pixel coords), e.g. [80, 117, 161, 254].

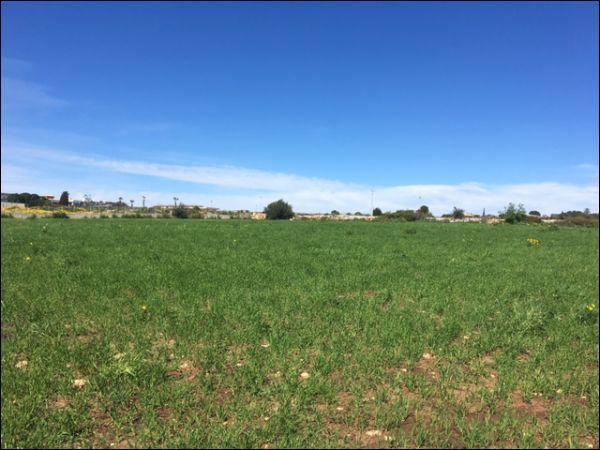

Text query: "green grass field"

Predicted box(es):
[1, 219, 598, 448]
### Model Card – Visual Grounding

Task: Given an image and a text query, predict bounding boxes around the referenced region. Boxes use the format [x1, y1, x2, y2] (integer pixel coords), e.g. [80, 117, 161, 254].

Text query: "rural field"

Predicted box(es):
[1, 219, 598, 449]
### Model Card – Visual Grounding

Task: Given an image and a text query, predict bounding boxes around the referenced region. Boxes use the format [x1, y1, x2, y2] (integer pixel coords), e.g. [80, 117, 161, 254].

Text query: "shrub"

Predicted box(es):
[1, 212, 14, 218]
[500, 203, 527, 224]
[171, 206, 189, 219]
[526, 215, 542, 224]
[331, 210, 340, 216]
[372, 208, 382, 216]
[451, 207, 465, 220]
[385, 210, 419, 221]
[562, 215, 598, 227]
[264, 199, 294, 220]
[51, 211, 69, 219]
[59, 191, 69, 206]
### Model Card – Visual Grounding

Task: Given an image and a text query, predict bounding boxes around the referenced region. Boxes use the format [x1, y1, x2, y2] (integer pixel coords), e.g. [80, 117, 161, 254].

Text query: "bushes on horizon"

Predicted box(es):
[51, 211, 69, 219]
[452, 207, 465, 220]
[59, 191, 69, 206]
[6, 193, 50, 207]
[500, 203, 527, 224]
[264, 199, 294, 220]
[172, 206, 189, 219]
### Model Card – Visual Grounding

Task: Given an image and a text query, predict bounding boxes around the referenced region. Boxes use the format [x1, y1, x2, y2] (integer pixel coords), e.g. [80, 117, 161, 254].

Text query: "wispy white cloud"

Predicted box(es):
[117, 122, 179, 135]
[1, 77, 68, 109]
[1, 57, 33, 74]
[2, 146, 598, 214]
[574, 163, 599, 171]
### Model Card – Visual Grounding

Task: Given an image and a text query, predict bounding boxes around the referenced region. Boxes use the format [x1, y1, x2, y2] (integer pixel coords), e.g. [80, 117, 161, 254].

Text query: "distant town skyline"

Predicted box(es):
[2, 2, 598, 214]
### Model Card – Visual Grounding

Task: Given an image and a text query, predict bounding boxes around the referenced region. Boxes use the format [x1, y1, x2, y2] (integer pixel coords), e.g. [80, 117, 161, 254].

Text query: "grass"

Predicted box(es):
[1, 219, 598, 448]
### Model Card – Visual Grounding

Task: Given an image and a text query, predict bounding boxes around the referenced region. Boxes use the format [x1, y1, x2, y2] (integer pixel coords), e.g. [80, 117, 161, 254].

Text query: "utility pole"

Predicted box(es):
[370, 189, 374, 216]
[130, 199, 134, 209]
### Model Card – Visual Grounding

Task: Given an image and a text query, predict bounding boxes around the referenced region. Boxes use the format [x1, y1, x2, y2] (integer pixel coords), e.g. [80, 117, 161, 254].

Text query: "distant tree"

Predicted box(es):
[355, 212, 363, 216]
[417, 205, 431, 219]
[172, 205, 189, 218]
[452, 207, 465, 220]
[331, 210, 340, 216]
[59, 191, 69, 206]
[264, 199, 294, 220]
[7, 192, 48, 207]
[500, 203, 527, 224]
[528, 210, 541, 216]
[386, 209, 419, 221]
[372, 207, 382, 216]
[584, 208, 591, 216]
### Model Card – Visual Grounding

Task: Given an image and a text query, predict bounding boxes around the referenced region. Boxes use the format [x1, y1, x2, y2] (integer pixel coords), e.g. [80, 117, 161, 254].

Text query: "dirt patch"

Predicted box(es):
[415, 352, 439, 381]
[77, 329, 100, 343]
[480, 371, 499, 390]
[363, 290, 378, 300]
[216, 387, 232, 405]
[481, 350, 502, 365]
[578, 435, 599, 449]
[151, 334, 177, 354]
[510, 390, 550, 424]
[87, 398, 117, 447]
[49, 396, 70, 410]
[1, 322, 16, 341]
[155, 407, 174, 423]
[336, 391, 354, 412]
[166, 360, 202, 381]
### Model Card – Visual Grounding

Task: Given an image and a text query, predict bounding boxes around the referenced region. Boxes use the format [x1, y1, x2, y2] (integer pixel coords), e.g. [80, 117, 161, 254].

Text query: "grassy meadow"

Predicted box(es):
[1, 218, 598, 448]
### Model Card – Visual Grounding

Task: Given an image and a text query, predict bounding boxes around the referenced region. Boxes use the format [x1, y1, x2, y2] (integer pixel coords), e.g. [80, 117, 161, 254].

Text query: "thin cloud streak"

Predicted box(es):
[1, 77, 69, 109]
[2, 146, 598, 215]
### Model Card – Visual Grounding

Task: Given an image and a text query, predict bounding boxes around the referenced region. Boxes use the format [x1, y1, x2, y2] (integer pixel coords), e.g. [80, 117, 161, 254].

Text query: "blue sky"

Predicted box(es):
[1, 1, 598, 213]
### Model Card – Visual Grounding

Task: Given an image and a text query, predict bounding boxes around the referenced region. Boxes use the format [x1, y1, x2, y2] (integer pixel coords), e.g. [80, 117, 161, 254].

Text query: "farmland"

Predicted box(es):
[1, 219, 598, 448]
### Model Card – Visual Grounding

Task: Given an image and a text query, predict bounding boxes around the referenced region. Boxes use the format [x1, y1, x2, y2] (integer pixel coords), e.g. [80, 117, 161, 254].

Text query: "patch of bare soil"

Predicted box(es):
[509, 390, 550, 424]
[166, 360, 202, 382]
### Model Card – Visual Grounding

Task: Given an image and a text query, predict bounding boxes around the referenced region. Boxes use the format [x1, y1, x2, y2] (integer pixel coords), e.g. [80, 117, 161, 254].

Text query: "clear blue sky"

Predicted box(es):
[1, 2, 598, 213]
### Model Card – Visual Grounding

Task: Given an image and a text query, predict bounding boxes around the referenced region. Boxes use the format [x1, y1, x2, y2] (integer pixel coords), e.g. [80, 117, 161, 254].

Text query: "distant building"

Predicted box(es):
[1, 202, 26, 209]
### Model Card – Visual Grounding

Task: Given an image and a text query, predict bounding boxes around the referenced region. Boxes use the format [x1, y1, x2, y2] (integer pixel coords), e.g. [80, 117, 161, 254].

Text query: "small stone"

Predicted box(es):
[73, 378, 87, 389]
[556, 389, 563, 394]
[300, 371, 310, 380]
[15, 360, 28, 370]
[261, 342, 270, 348]
[365, 430, 382, 437]
[422, 352, 434, 360]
